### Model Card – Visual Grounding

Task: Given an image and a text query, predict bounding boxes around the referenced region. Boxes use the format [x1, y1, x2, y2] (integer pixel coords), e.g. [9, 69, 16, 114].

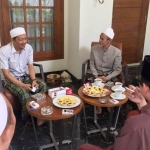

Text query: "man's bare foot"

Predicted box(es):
[37, 119, 46, 126]
[96, 106, 102, 114]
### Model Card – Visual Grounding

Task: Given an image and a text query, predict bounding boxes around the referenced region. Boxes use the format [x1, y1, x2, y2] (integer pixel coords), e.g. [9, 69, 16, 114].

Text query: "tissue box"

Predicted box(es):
[48, 87, 66, 98]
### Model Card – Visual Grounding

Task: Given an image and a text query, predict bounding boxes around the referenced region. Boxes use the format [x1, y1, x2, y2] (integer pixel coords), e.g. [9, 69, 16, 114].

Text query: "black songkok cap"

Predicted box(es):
[141, 55, 150, 82]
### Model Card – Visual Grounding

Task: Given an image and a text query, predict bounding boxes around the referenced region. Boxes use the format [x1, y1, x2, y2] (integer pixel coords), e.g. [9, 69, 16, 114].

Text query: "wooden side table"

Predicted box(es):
[78, 86, 128, 140]
[26, 93, 82, 150]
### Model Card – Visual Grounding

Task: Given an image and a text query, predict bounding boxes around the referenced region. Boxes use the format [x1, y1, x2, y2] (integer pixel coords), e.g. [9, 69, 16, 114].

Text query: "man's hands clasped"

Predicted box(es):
[22, 80, 39, 91]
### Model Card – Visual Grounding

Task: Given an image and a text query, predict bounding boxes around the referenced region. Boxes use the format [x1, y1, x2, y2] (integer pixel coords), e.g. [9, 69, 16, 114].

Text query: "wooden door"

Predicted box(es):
[112, 0, 149, 63]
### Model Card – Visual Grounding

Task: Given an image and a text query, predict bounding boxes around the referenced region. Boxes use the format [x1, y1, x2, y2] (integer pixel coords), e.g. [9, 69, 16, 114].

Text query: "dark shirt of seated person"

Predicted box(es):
[78, 55, 150, 150]
[86, 28, 122, 83]
[0, 93, 16, 150]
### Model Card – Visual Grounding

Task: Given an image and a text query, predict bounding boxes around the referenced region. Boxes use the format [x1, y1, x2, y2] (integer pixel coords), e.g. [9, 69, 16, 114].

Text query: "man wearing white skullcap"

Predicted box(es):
[10, 27, 26, 38]
[86, 27, 122, 114]
[0, 27, 47, 126]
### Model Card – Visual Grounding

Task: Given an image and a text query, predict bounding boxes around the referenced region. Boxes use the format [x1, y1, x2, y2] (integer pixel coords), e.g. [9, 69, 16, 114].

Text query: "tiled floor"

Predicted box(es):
[10, 65, 141, 150]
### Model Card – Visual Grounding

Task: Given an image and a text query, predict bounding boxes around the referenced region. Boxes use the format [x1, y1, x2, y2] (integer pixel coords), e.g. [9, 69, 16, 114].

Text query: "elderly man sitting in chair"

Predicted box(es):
[86, 28, 122, 114]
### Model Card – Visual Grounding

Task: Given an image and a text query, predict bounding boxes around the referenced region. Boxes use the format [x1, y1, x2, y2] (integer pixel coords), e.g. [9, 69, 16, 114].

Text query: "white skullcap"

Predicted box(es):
[10, 27, 26, 38]
[0, 94, 7, 136]
[102, 28, 114, 39]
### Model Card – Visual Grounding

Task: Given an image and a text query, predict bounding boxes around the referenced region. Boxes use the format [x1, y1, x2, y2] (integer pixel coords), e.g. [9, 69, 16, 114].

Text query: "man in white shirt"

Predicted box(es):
[0, 27, 46, 125]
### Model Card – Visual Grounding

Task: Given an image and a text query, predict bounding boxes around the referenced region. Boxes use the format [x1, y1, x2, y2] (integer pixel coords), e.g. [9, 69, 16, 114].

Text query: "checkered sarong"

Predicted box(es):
[4, 78, 47, 118]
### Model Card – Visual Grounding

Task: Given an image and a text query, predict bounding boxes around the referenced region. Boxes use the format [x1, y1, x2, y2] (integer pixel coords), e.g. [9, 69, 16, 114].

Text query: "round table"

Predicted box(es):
[26, 93, 82, 150]
[78, 86, 128, 140]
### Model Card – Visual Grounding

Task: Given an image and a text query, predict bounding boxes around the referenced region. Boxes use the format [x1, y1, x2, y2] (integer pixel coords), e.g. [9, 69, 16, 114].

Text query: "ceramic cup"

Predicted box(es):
[115, 82, 123, 89]
[115, 89, 122, 98]
[94, 78, 102, 86]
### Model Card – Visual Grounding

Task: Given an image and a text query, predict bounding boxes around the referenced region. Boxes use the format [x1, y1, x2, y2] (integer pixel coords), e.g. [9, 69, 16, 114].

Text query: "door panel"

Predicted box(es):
[114, 0, 143, 7]
[112, 0, 149, 63]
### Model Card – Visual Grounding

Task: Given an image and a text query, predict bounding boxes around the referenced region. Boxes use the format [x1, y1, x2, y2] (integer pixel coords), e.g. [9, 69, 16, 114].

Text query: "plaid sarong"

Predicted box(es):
[4, 77, 47, 118]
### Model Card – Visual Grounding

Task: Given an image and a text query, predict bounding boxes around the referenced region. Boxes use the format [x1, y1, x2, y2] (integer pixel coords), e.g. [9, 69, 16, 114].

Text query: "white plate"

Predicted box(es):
[111, 86, 126, 92]
[0, 94, 8, 136]
[92, 82, 105, 88]
[53, 95, 81, 108]
[110, 93, 126, 100]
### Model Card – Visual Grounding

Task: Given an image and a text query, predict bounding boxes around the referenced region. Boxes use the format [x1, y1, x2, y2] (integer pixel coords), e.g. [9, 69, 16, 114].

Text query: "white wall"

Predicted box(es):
[35, 0, 150, 80]
[66, 0, 80, 78]
[143, 2, 150, 59]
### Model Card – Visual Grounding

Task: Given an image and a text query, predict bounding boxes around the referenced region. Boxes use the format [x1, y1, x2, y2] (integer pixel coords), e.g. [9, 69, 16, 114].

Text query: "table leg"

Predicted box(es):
[83, 105, 106, 138]
[82, 102, 88, 134]
[70, 115, 76, 142]
[93, 106, 106, 139]
[106, 107, 114, 140]
[111, 106, 121, 130]
[59, 115, 76, 149]
[59, 119, 63, 149]
[31, 116, 40, 150]
[31, 114, 78, 149]
[49, 120, 59, 150]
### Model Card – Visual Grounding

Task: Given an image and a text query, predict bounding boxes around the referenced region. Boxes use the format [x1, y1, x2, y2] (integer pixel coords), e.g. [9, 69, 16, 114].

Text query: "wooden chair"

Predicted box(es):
[1, 63, 45, 111]
[81, 42, 128, 86]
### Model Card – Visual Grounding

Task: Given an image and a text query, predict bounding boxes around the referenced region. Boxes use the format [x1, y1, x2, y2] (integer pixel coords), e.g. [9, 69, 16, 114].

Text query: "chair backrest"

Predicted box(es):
[91, 42, 122, 52]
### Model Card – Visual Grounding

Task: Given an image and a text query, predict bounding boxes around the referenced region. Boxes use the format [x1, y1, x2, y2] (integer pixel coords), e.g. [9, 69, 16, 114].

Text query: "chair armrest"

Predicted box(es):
[33, 63, 45, 82]
[82, 59, 90, 85]
[121, 61, 127, 66]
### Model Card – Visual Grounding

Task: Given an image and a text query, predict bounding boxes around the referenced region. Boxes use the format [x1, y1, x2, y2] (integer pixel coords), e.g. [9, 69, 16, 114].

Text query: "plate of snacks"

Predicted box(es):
[83, 85, 110, 97]
[53, 95, 81, 108]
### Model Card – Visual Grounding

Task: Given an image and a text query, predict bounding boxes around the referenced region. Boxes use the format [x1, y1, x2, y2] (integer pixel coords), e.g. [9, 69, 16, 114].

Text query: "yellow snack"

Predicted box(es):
[57, 96, 76, 106]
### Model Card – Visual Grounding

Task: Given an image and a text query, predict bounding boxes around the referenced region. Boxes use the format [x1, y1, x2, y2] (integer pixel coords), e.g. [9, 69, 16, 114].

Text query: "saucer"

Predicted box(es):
[111, 86, 126, 92]
[110, 93, 126, 100]
[92, 82, 105, 87]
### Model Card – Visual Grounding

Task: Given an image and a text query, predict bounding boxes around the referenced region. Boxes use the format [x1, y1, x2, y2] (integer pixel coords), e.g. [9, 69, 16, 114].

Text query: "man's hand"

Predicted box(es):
[32, 80, 39, 89]
[98, 76, 108, 83]
[22, 83, 32, 91]
[126, 85, 147, 110]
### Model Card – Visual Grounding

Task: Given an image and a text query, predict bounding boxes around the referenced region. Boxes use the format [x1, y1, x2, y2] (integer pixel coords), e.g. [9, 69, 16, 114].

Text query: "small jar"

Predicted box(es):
[41, 106, 53, 115]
